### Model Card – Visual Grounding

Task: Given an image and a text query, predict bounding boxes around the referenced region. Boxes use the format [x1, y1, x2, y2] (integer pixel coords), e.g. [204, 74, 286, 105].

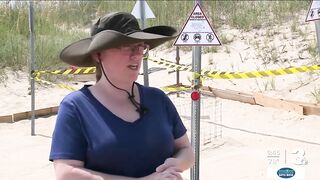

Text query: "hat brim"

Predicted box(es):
[60, 26, 178, 67]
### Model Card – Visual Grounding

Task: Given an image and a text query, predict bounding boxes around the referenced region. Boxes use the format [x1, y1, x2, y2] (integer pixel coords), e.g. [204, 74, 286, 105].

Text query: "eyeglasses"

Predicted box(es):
[118, 43, 149, 56]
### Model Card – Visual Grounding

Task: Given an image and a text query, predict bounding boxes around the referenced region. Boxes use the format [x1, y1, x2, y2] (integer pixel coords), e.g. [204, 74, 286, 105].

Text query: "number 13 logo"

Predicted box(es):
[290, 148, 308, 165]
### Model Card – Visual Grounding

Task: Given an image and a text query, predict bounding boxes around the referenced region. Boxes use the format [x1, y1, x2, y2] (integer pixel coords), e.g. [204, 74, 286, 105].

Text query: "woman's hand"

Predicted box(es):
[139, 168, 182, 180]
[155, 158, 182, 180]
[155, 167, 182, 180]
[156, 158, 182, 173]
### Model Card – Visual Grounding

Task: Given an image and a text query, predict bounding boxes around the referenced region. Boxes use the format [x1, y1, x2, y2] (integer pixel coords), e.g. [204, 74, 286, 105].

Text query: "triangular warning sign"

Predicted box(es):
[131, 0, 155, 19]
[306, 0, 320, 22]
[174, 3, 221, 46]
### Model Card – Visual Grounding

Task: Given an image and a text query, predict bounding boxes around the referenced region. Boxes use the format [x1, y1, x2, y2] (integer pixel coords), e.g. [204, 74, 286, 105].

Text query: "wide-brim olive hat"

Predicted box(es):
[60, 12, 178, 67]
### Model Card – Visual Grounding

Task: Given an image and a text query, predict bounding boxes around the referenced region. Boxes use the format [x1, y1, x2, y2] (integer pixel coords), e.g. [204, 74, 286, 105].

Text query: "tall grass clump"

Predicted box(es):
[46, 1, 136, 28]
[0, 3, 28, 70]
[270, 1, 309, 23]
[311, 87, 320, 103]
[0, 2, 90, 72]
[204, 1, 308, 31]
[306, 40, 319, 59]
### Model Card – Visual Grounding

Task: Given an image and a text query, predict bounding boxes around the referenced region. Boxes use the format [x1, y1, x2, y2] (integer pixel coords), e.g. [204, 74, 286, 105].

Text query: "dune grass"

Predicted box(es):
[0, 1, 311, 73]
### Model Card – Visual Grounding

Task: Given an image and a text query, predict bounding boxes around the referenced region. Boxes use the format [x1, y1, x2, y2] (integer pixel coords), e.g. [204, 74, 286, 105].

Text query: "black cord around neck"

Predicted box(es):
[98, 59, 147, 115]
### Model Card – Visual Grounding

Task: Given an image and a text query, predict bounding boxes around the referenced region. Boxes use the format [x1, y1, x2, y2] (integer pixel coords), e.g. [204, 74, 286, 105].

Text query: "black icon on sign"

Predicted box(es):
[311, 10, 314, 18]
[181, 33, 189, 42]
[206, 33, 214, 42]
[318, 9, 320, 17]
[193, 33, 201, 42]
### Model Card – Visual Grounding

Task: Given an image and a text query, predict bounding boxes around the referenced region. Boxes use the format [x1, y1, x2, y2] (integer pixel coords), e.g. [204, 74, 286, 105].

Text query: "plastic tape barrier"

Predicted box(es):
[148, 57, 320, 79]
[32, 57, 320, 91]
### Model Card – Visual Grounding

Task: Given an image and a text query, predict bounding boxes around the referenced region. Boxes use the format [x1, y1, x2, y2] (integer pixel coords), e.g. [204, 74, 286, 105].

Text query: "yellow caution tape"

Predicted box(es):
[32, 56, 320, 92]
[33, 67, 96, 77]
[204, 65, 320, 79]
[33, 57, 320, 80]
[148, 58, 193, 72]
[31, 67, 96, 91]
[148, 57, 320, 79]
[33, 72, 78, 91]
[161, 86, 191, 92]
[34, 72, 189, 92]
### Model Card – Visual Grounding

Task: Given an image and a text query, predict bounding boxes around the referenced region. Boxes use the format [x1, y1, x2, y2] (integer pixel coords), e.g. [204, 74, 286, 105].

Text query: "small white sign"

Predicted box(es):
[306, 0, 320, 22]
[131, 0, 155, 19]
[174, 3, 221, 46]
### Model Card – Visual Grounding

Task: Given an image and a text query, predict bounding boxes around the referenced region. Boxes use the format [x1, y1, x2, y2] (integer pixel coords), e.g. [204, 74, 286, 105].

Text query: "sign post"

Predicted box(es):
[131, 0, 155, 86]
[176, 46, 180, 97]
[174, 1, 221, 180]
[28, 1, 36, 136]
[190, 45, 201, 180]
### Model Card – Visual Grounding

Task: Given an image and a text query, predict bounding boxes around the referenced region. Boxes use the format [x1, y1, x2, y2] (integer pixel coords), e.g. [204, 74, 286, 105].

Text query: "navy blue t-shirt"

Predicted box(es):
[49, 84, 187, 178]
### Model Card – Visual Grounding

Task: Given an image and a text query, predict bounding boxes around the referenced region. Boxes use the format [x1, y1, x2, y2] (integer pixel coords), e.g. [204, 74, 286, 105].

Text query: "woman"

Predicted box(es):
[50, 12, 194, 180]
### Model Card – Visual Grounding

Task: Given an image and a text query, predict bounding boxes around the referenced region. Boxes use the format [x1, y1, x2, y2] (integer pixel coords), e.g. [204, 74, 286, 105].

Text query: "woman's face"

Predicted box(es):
[99, 42, 149, 84]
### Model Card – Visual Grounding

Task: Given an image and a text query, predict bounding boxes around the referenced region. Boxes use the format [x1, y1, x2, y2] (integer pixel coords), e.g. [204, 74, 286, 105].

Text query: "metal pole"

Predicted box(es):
[29, 1, 36, 136]
[190, 46, 201, 180]
[176, 46, 180, 97]
[140, 0, 149, 86]
[190, 1, 202, 180]
[190, 0, 202, 176]
[315, 21, 320, 53]
[176, 46, 180, 84]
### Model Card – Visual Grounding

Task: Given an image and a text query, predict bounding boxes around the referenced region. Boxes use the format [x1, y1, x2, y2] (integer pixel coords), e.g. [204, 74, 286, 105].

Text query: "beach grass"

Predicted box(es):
[0, 1, 311, 73]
